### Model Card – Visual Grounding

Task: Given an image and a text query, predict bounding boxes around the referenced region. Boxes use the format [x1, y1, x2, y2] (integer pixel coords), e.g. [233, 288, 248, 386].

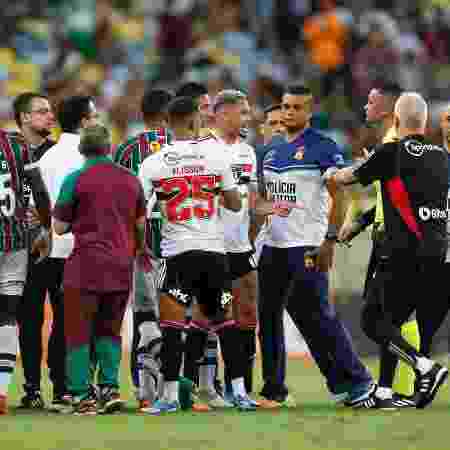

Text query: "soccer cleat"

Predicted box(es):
[18, 390, 45, 410]
[353, 392, 398, 410]
[279, 393, 297, 409]
[345, 382, 377, 408]
[48, 394, 73, 413]
[191, 402, 211, 412]
[232, 394, 257, 411]
[391, 393, 418, 408]
[197, 390, 234, 409]
[141, 399, 180, 415]
[88, 384, 100, 401]
[138, 399, 151, 412]
[415, 363, 449, 409]
[73, 397, 97, 416]
[256, 398, 282, 409]
[0, 395, 8, 415]
[98, 387, 124, 414]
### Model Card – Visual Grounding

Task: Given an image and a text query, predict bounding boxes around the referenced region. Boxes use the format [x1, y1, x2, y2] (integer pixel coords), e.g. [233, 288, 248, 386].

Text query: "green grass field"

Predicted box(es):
[3, 358, 450, 450]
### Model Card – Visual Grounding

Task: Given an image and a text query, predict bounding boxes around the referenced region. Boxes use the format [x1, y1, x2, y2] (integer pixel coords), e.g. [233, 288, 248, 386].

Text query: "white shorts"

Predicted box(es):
[0, 249, 28, 296]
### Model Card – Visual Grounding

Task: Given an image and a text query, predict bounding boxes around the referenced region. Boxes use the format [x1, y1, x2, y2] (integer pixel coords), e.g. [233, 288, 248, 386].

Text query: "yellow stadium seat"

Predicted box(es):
[6, 62, 41, 96]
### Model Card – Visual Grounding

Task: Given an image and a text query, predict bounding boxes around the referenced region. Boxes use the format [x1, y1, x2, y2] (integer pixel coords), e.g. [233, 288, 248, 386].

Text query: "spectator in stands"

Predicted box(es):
[352, 23, 401, 100]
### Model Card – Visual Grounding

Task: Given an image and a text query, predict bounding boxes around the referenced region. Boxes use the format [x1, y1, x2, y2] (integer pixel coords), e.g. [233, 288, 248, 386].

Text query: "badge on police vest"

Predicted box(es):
[294, 146, 304, 160]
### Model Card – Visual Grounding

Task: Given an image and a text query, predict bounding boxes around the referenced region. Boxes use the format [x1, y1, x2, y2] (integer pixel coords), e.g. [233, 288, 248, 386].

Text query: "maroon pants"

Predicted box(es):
[64, 287, 130, 350]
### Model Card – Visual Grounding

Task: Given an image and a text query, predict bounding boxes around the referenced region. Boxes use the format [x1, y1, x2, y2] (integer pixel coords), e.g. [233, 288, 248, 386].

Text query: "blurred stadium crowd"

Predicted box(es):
[0, 0, 450, 154]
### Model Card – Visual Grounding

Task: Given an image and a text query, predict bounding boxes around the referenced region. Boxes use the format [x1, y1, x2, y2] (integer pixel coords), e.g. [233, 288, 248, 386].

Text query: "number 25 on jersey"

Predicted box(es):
[159, 175, 220, 223]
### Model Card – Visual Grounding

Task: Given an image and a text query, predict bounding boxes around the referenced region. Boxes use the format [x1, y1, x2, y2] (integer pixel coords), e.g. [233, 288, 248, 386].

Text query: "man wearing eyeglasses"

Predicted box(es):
[18, 95, 100, 412]
[12, 93, 56, 410]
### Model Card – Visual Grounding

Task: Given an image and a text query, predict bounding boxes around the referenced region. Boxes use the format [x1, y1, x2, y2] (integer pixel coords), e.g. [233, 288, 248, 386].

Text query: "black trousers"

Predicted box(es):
[18, 256, 66, 396]
[361, 251, 448, 358]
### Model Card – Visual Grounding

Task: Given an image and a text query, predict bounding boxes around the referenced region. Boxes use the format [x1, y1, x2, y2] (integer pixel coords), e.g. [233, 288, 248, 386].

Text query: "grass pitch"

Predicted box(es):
[2, 358, 450, 450]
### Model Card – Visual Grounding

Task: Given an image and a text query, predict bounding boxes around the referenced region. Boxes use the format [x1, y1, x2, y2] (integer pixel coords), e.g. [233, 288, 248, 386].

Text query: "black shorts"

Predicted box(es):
[161, 250, 230, 318]
[227, 251, 257, 281]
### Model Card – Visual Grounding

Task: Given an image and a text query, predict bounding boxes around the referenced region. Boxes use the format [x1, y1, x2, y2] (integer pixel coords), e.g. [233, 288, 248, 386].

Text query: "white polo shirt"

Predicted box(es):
[39, 133, 84, 259]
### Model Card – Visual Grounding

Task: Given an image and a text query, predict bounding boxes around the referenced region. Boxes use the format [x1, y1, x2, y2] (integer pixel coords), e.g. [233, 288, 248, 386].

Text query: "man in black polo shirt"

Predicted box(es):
[331, 92, 449, 409]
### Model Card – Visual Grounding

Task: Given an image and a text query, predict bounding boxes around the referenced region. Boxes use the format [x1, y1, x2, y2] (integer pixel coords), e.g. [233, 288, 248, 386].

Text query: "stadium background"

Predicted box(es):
[1, 0, 450, 358]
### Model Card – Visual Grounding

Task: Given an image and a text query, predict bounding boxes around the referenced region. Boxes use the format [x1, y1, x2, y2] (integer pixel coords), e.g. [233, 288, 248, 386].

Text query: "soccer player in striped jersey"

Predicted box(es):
[0, 130, 51, 414]
[114, 89, 173, 411]
[113, 89, 173, 174]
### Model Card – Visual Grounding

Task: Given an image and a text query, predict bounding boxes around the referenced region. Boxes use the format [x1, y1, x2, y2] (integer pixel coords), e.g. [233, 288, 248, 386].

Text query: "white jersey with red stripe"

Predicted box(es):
[213, 136, 256, 253]
[139, 139, 236, 258]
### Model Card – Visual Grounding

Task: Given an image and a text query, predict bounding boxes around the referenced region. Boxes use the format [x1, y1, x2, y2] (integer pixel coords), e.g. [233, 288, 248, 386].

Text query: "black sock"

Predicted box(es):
[160, 328, 183, 382]
[183, 329, 207, 385]
[241, 329, 256, 394]
[378, 345, 398, 388]
[218, 326, 245, 384]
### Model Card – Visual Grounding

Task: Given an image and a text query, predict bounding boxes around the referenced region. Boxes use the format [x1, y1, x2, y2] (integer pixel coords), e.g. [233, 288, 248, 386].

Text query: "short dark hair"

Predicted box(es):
[264, 104, 282, 117]
[167, 96, 199, 124]
[13, 92, 49, 128]
[284, 85, 313, 97]
[175, 82, 208, 99]
[375, 80, 402, 99]
[57, 96, 94, 133]
[141, 89, 173, 120]
[79, 125, 110, 156]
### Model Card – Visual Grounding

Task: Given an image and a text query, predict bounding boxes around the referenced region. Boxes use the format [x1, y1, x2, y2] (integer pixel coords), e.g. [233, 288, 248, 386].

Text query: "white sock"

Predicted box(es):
[376, 387, 393, 400]
[416, 357, 434, 375]
[231, 377, 246, 398]
[0, 325, 17, 396]
[199, 333, 218, 395]
[164, 381, 179, 403]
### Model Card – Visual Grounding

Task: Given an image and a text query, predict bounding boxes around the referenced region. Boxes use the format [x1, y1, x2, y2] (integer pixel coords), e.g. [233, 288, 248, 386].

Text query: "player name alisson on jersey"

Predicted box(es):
[171, 165, 206, 176]
[266, 180, 297, 202]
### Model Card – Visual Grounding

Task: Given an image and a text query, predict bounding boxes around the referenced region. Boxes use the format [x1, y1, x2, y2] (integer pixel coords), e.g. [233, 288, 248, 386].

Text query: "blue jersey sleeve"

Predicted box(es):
[317, 140, 348, 175]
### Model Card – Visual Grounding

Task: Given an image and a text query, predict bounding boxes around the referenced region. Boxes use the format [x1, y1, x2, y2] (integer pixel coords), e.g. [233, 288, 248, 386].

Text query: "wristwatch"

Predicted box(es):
[325, 231, 338, 241]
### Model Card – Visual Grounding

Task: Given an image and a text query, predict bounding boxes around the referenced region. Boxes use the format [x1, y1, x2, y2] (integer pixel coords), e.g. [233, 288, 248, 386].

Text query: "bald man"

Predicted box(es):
[338, 83, 421, 408]
[331, 93, 449, 409]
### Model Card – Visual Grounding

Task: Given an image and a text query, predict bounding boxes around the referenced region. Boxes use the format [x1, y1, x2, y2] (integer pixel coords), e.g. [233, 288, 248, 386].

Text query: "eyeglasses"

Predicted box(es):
[30, 108, 53, 115]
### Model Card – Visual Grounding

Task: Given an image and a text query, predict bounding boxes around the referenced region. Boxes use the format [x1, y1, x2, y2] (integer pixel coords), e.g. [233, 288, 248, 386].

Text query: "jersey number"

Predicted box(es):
[161, 176, 216, 223]
[0, 174, 15, 217]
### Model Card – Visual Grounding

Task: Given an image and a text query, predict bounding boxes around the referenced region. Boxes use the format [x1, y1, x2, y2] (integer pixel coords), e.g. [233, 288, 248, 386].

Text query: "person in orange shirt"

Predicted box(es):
[303, 0, 352, 101]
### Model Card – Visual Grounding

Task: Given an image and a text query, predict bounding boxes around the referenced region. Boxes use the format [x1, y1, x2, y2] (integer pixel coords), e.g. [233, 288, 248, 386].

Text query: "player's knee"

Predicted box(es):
[235, 302, 257, 330]
[159, 292, 187, 326]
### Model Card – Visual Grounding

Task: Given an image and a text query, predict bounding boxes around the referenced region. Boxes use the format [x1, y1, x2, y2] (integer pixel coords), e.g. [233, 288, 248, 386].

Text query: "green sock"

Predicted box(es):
[95, 337, 122, 388]
[66, 344, 90, 399]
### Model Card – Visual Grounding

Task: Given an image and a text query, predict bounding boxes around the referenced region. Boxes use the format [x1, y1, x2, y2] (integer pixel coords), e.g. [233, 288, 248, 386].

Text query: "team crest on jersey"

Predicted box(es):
[263, 150, 275, 165]
[150, 141, 161, 153]
[163, 152, 180, 166]
[294, 147, 304, 160]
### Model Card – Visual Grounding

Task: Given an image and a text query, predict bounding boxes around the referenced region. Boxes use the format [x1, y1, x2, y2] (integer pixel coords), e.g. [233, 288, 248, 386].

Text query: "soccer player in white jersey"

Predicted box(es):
[255, 85, 375, 407]
[206, 90, 262, 406]
[139, 96, 256, 414]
